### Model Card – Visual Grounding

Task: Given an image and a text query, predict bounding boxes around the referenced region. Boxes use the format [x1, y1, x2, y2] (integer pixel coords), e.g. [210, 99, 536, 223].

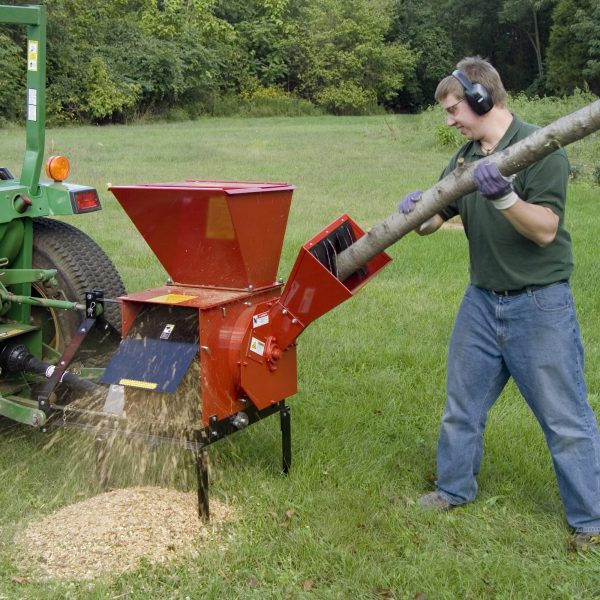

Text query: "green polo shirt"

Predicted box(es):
[439, 115, 573, 291]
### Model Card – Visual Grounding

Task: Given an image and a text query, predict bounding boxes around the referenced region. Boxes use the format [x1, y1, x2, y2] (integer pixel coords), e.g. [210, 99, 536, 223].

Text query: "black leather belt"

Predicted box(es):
[491, 280, 567, 297]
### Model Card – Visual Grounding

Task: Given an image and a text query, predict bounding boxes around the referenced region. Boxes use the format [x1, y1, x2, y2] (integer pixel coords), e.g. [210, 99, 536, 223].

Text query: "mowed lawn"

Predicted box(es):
[0, 112, 599, 599]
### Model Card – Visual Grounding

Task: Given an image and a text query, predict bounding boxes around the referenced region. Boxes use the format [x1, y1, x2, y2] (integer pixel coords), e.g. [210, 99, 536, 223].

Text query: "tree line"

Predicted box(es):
[0, 0, 598, 124]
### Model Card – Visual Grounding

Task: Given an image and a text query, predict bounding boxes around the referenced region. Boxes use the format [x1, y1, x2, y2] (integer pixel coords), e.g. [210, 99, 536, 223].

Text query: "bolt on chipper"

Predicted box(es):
[0, 4, 391, 519]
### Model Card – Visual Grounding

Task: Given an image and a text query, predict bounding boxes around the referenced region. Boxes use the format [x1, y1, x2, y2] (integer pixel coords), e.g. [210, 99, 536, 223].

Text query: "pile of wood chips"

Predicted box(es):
[15, 487, 235, 581]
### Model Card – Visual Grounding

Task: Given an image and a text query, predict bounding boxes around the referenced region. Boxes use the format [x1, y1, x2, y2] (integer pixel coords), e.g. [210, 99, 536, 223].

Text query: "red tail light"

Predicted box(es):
[71, 189, 101, 213]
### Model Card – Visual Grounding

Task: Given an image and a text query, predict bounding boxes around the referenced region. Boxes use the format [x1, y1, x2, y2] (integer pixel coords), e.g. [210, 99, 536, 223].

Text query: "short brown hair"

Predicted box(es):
[435, 56, 507, 108]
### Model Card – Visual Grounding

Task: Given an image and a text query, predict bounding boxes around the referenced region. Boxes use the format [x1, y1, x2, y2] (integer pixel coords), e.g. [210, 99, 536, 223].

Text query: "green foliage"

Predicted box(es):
[214, 0, 292, 95]
[546, 0, 595, 94]
[100, 28, 221, 112]
[316, 83, 378, 115]
[508, 87, 598, 125]
[572, 2, 600, 91]
[207, 87, 322, 118]
[434, 124, 462, 148]
[0, 32, 24, 123]
[498, 0, 556, 81]
[5, 0, 237, 123]
[41, 0, 145, 122]
[81, 57, 140, 121]
[391, 0, 456, 109]
[239, 86, 322, 116]
[1, 0, 599, 121]
[288, 0, 416, 114]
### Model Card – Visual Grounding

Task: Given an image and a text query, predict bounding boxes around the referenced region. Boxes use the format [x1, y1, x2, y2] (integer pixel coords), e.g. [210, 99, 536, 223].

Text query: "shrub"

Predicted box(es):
[241, 87, 321, 117]
[315, 83, 379, 116]
[82, 57, 141, 122]
[569, 163, 584, 180]
[195, 88, 320, 118]
[435, 124, 462, 148]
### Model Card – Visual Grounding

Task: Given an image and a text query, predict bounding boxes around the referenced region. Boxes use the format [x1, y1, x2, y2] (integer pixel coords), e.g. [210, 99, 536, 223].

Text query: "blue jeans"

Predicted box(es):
[436, 282, 600, 533]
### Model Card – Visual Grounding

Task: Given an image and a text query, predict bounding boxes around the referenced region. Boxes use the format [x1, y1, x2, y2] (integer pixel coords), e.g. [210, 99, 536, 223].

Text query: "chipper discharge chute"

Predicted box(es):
[99, 180, 391, 518]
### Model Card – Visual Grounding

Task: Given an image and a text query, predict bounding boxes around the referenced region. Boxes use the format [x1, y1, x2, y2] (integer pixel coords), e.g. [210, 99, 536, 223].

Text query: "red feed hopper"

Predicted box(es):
[113, 180, 294, 290]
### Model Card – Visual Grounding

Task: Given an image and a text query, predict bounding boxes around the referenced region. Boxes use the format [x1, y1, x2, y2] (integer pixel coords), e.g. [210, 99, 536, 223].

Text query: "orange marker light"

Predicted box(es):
[45, 155, 70, 182]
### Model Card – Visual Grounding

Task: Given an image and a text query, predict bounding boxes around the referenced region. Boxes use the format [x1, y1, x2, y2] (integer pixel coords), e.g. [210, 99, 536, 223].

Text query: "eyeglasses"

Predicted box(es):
[444, 99, 463, 116]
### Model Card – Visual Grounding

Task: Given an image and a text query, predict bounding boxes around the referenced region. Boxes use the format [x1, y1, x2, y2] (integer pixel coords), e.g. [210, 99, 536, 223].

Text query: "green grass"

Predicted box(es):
[1, 111, 600, 599]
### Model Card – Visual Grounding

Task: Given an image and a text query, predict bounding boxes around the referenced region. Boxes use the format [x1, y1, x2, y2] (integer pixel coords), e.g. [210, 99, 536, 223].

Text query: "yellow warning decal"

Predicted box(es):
[148, 293, 195, 304]
[119, 378, 158, 390]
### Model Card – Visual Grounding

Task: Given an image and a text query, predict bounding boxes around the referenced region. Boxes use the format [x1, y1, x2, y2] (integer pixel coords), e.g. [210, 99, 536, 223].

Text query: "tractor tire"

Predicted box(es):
[31, 217, 126, 355]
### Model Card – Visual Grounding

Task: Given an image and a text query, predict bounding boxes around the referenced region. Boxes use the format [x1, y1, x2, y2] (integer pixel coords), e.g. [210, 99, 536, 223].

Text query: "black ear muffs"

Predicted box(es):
[452, 69, 494, 115]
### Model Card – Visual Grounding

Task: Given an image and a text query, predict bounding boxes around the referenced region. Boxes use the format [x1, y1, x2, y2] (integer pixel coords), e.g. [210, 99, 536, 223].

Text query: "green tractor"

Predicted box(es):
[0, 4, 125, 429]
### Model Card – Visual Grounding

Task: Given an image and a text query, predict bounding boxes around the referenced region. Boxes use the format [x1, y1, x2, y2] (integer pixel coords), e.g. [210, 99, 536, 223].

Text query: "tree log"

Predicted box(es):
[336, 99, 600, 282]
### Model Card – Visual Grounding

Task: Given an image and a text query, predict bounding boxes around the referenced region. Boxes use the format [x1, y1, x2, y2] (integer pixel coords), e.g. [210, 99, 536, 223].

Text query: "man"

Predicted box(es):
[399, 56, 600, 550]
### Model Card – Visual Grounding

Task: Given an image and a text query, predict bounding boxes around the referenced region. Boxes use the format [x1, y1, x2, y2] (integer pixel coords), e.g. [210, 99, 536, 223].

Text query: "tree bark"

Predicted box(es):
[336, 99, 600, 282]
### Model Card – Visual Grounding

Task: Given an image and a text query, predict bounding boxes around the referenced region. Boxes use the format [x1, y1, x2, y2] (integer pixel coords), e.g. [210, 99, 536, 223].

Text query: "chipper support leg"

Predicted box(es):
[195, 444, 210, 521]
[280, 402, 291, 474]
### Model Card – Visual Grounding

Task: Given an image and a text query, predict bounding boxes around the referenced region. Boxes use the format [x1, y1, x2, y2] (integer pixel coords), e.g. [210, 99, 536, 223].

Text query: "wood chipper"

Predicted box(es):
[94, 182, 391, 517]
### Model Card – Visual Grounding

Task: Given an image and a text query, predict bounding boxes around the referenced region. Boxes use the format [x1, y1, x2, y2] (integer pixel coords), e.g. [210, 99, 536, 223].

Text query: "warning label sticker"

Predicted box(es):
[27, 88, 37, 122]
[250, 337, 265, 356]
[27, 40, 38, 71]
[160, 324, 175, 340]
[253, 311, 269, 328]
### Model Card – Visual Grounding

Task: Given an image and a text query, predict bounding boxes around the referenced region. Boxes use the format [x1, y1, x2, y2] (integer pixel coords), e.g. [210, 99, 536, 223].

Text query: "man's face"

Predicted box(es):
[441, 93, 482, 141]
